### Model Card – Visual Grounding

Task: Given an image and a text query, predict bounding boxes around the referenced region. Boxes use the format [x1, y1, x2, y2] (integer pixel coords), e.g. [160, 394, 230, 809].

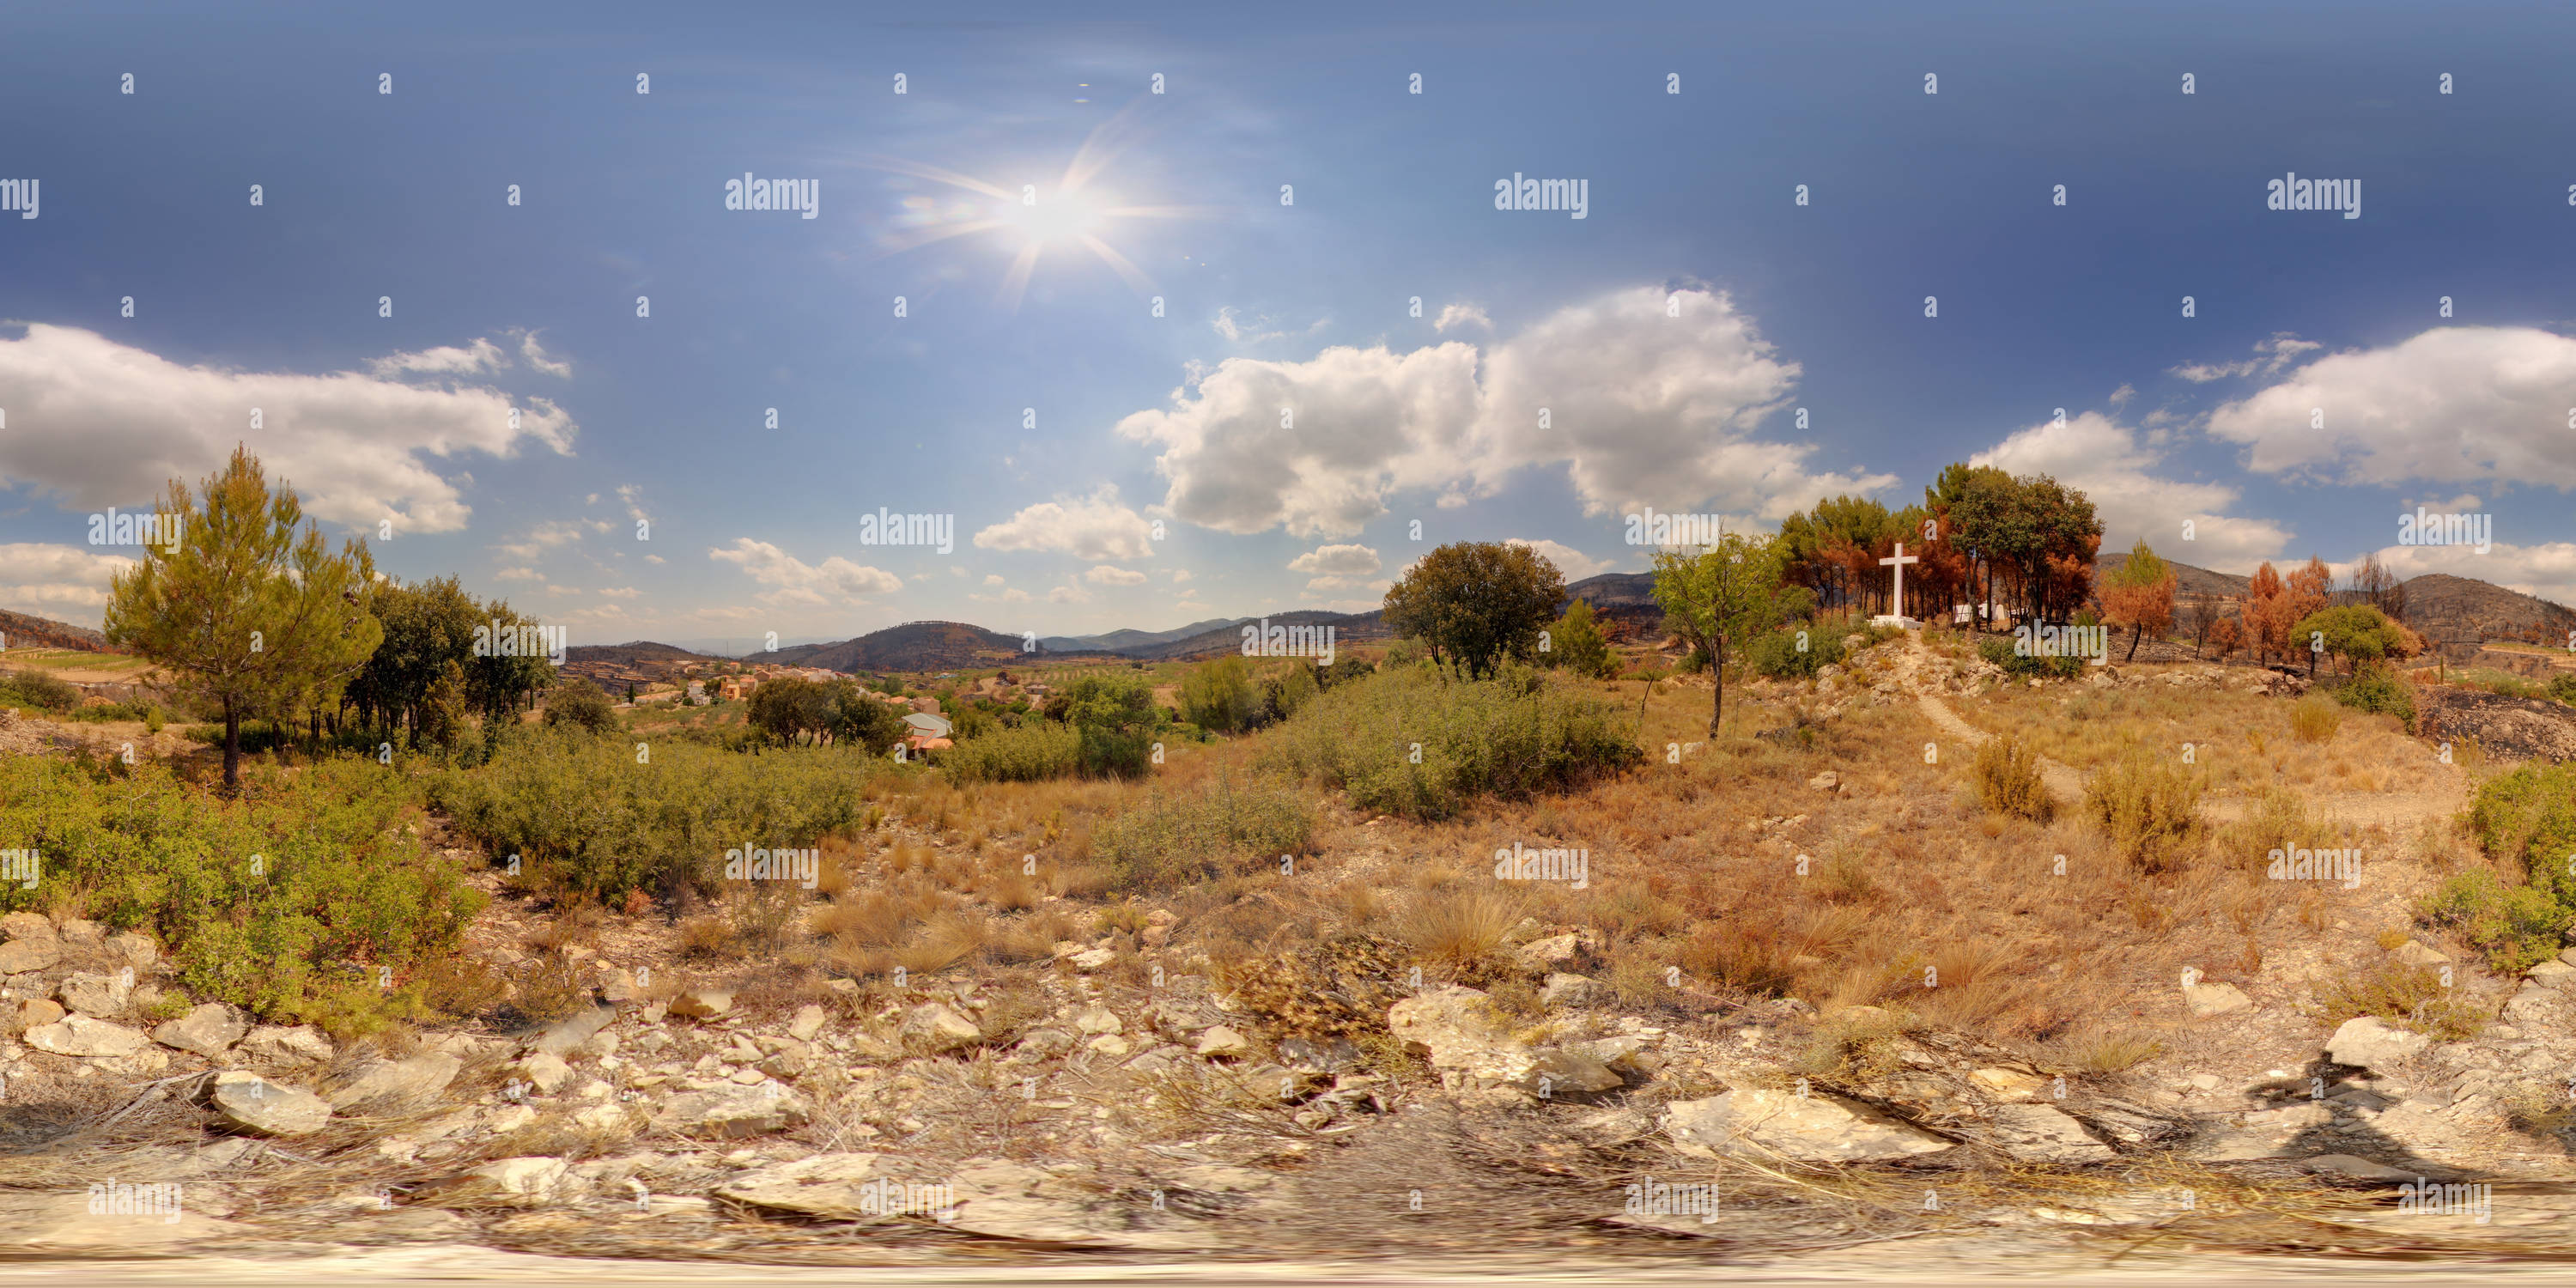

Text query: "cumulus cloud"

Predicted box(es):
[596, 586, 641, 599]
[1048, 584, 1089, 605]
[2205, 326, 2576, 491]
[1433, 303, 1492, 333]
[2170, 332, 2322, 383]
[1504, 538, 1615, 581]
[517, 330, 573, 378]
[0, 543, 134, 623]
[973, 485, 1156, 562]
[708, 538, 903, 607]
[1084, 564, 1147, 586]
[1117, 287, 1889, 538]
[1972, 411, 2291, 572]
[368, 337, 506, 378]
[1286, 544, 1381, 577]
[0, 325, 574, 532]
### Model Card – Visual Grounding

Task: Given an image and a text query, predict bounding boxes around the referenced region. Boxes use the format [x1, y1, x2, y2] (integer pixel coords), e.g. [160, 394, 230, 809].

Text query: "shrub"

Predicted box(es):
[1975, 634, 2081, 681]
[2464, 759, 2576, 939]
[0, 753, 483, 1031]
[0, 667, 80, 713]
[2287, 695, 2343, 743]
[2418, 870, 2568, 974]
[428, 724, 878, 898]
[544, 677, 618, 734]
[1747, 625, 1845, 680]
[2316, 960, 2484, 1042]
[941, 721, 1080, 783]
[1091, 774, 1313, 891]
[1259, 661, 1643, 821]
[2333, 659, 2415, 731]
[1180, 657, 1259, 733]
[1971, 734, 2053, 823]
[1045, 674, 1163, 779]
[2082, 748, 2205, 872]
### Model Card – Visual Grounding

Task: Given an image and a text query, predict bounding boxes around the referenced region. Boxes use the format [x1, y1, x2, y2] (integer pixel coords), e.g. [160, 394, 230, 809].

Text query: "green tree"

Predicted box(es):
[104, 446, 383, 791]
[2292, 604, 2414, 676]
[543, 677, 617, 734]
[1047, 673, 1162, 777]
[831, 683, 909, 753]
[1652, 528, 1806, 738]
[1543, 598, 1616, 678]
[748, 676, 835, 744]
[1181, 656, 1258, 732]
[1381, 541, 1565, 677]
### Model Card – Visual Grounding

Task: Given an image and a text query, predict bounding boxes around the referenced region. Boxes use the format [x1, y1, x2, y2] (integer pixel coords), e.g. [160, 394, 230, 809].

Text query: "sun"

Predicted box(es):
[858, 103, 1213, 311]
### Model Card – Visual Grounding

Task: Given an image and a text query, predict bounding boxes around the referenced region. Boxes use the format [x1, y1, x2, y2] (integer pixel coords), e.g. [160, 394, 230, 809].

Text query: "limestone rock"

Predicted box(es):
[2525, 958, 2576, 990]
[0, 913, 53, 943]
[2394, 940, 2451, 967]
[432, 1157, 578, 1208]
[1194, 1025, 1249, 1058]
[653, 1082, 809, 1138]
[1968, 1066, 2048, 1100]
[240, 1024, 334, 1065]
[2182, 981, 2251, 1018]
[325, 1052, 463, 1113]
[1388, 985, 1619, 1095]
[2325, 1016, 2429, 1070]
[1516, 933, 1581, 970]
[0, 939, 62, 975]
[207, 1071, 332, 1136]
[1983, 1103, 2117, 1163]
[1540, 973, 1600, 1007]
[15, 999, 63, 1029]
[902, 1003, 981, 1051]
[1072, 1005, 1121, 1035]
[788, 1003, 829, 1041]
[153, 1004, 250, 1058]
[1664, 1088, 1952, 1163]
[515, 1052, 574, 1095]
[714, 1153, 890, 1218]
[58, 970, 134, 1018]
[526, 1002, 616, 1057]
[106, 932, 158, 969]
[24, 1015, 148, 1058]
[667, 987, 733, 1018]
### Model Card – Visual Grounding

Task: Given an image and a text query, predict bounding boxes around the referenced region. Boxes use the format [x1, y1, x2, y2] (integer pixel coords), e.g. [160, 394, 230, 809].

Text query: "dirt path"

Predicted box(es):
[1888, 634, 2469, 831]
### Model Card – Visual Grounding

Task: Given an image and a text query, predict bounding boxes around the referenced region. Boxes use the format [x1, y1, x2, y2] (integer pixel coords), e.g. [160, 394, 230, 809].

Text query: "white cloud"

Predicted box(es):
[596, 586, 641, 599]
[1048, 584, 1089, 605]
[368, 337, 505, 378]
[1084, 564, 1147, 586]
[2206, 326, 2576, 491]
[983, 574, 1005, 586]
[615, 483, 647, 525]
[1433, 303, 1492, 333]
[643, 554, 665, 566]
[0, 543, 133, 623]
[493, 567, 541, 581]
[1167, 568, 1193, 584]
[0, 325, 573, 532]
[1504, 538, 1615, 581]
[708, 538, 903, 608]
[973, 485, 1156, 562]
[1972, 411, 2291, 572]
[2170, 332, 2322, 383]
[1117, 287, 1890, 538]
[516, 329, 573, 378]
[493, 520, 589, 561]
[1286, 544, 1381, 576]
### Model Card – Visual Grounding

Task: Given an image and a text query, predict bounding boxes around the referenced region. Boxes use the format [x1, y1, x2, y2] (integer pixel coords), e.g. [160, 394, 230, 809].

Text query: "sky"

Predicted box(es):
[6, 0, 2576, 653]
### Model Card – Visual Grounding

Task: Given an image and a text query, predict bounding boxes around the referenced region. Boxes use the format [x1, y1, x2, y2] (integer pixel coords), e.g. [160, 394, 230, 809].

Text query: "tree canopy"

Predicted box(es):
[1381, 541, 1566, 677]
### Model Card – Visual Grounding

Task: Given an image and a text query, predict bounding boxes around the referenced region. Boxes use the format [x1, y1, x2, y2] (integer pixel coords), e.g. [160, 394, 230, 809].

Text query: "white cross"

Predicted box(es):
[1879, 542, 1920, 617]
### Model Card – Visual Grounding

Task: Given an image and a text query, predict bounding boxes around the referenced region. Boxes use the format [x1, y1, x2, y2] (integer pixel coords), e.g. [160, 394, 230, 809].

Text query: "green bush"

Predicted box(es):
[2467, 760, 2576, 915]
[1976, 635, 2083, 680]
[2419, 870, 2569, 975]
[428, 724, 879, 898]
[1091, 774, 1313, 891]
[0, 667, 80, 713]
[2332, 659, 2416, 732]
[0, 754, 483, 1031]
[1259, 660, 1642, 821]
[2549, 673, 2576, 706]
[2082, 747, 2205, 872]
[543, 677, 619, 734]
[1747, 626, 1845, 680]
[1180, 657, 1260, 733]
[941, 721, 1081, 783]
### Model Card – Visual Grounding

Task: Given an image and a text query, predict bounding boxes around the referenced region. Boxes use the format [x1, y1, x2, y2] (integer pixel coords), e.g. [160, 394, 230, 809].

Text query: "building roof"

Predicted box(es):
[903, 712, 953, 737]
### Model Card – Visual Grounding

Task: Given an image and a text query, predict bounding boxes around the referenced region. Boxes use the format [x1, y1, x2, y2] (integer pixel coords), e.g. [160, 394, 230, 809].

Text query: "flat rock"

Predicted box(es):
[1071, 1005, 1121, 1035]
[24, 1014, 148, 1058]
[154, 1004, 250, 1057]
[2525, 958, 2576, 990]
[788, 1004, 829, 1041]
[2326, 1016, 2429, 1070]
[15, 999, 63, 1028]
[1388, 984, 1621, 1096]
[240, 1024, 334, 1065]
[1664, 1088, 1953, 1163]
[2394, 940, 2451, 967]
[940, 1160, 1216, 1250]
[0, 1190, 253, 1250]
[1516, 933, 1581, 970]
[1984, 1103, 2117, 1163]
[714, 1153, 892, 1218]
[1540, 973, 1600, 1007]
[2182, 981, 2251, 1018]
[902, 1003, 981, 1051]
[1968, 1066, 2048, 1100]
[0, 939, 62, 974]
[57, 970, 133, 1018]
[526, 1002, 617, 1057]
[430, 1157, 578, 1208]
[667, 987, 733, 1018]
[325, 1051, 463, 1113]
[2301, 1153, 2417, 1181]
[515, 1052, 573, 1095]
[1194, 1025, 1249, 1058]
[653, 1082, 809, 1138]
[0, 912, 53, 942]
[207, 1071, 332, 1136]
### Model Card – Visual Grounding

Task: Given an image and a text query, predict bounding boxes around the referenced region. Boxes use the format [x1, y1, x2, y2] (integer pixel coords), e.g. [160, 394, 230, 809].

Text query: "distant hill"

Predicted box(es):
[1120, 610, 1388, 661]
[1038, 617, 1240, 654]
[2093, 553, 2251, 599]
[2397, 573, 2576, 648]
[771, 621, 1040, 673]
[1567, 572, 1658, 608]
[0, 607, 107, 653]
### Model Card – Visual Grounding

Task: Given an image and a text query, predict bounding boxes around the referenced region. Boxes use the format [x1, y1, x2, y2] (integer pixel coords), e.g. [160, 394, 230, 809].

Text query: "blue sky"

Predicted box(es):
[6, 1, 2576, 652]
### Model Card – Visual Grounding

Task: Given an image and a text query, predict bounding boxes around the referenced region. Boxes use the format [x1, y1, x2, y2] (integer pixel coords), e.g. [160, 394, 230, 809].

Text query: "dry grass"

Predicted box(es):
[1971, 732, 2054, 822]
[2288, 695, 2343, 743]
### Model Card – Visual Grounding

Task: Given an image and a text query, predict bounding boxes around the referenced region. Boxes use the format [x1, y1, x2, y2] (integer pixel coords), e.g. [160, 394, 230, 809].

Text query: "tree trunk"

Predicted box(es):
[1707, 640, 1725, 738]
[2127, 625, 2143, 662]
[222, 697, 241, 792]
